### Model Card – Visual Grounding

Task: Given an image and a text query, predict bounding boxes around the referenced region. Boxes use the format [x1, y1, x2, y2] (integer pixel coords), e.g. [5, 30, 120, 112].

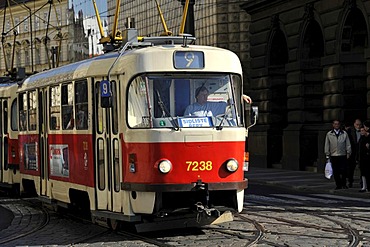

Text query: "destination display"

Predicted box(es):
[178, 117, 212, 127]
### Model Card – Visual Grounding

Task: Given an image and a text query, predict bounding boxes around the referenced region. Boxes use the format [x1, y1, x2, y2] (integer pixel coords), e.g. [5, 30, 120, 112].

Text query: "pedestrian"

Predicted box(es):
[346, 119, 362, 188]
[357, 126, 370, 192]
[324, 120, 352, 190]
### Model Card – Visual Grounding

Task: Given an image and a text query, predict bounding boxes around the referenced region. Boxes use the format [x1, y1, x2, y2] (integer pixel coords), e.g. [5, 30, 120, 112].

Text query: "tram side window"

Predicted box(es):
[50, 86, 61, 130]
[97, 138, 105, 190]
[111, 81, 118, 134]
[96, 82, 104, 134]
[231, 74, 243, 126]
[3, 101, 8, 134]
[28, 91, 37, 131]
[62, 83, 74, 130]
[127, 76, 151, 128]
[11, 99, 18, 131]
[113, 139, 120, 192]
[19, 93, 27, 131]
[75, 80, 88, 130]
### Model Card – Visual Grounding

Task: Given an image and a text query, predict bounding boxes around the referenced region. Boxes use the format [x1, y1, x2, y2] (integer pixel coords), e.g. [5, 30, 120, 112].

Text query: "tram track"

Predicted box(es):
[53, 205, 175, 246]
[0, 193, 368, 246]
[0, 198, 50, 245]
[242, 199, 363, 247]
[66, 197, 368, 246]
[200, 213, 267, 247]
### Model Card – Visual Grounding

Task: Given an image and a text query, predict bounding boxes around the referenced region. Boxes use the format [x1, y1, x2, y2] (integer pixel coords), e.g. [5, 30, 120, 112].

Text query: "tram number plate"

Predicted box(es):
[186, 161, 213, 171]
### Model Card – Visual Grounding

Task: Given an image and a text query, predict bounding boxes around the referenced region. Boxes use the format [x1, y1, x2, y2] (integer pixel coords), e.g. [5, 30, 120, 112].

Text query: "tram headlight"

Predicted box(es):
[158, 160, 172, 174]
[226, 159, 238, 172]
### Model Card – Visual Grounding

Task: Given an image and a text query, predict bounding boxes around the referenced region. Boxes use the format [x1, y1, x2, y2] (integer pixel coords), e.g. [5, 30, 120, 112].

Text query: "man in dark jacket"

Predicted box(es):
[346, 119, 362, 188]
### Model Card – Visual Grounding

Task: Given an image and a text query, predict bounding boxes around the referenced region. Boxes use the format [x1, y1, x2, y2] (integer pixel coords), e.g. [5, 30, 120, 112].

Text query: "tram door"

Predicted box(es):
[0, 100, 8, 183]
[39, 89, 48, 196]
[94, 80, 122, 212]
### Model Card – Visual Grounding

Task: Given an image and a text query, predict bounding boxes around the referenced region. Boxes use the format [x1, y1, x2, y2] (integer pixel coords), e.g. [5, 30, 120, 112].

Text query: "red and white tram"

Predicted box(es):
[2, 31, 257, 231]
[0, 80, 19, 194]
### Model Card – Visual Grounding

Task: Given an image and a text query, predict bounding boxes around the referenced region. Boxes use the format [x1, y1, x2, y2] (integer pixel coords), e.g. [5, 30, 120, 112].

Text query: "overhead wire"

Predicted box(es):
[0, 0, 66, 74]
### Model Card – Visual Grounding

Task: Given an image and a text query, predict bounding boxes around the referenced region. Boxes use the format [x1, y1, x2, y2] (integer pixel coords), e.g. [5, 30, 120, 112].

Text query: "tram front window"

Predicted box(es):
[127, 74, 242, 129]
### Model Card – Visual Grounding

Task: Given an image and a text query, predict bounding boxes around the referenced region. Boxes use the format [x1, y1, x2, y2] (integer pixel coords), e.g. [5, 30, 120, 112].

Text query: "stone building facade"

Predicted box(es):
[106, 0, 251, 90]
[0, 0, 88, 77]
[242, 0, 370, 171]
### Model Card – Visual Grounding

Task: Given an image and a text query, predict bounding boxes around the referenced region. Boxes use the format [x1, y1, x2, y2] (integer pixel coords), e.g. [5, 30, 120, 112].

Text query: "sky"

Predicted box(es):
[69, 0, 108, 18]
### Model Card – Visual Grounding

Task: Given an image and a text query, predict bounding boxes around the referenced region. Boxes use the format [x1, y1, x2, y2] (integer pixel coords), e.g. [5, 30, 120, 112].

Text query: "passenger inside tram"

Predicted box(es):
[184, 86, 227, 117]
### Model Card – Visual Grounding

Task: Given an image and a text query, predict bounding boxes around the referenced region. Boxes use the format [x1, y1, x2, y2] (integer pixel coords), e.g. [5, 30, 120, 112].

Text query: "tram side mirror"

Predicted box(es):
[100, 80, 112, 108]
[242, 94, 258, 129]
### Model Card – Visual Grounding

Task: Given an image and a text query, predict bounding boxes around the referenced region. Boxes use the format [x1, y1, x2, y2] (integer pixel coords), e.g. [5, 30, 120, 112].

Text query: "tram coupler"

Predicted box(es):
[195, 202, 221, 223]
[193, 179, 206, 190]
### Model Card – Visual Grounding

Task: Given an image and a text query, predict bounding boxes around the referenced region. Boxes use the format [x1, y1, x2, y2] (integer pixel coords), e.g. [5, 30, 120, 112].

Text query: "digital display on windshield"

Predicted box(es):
[174, 51, 204, 69]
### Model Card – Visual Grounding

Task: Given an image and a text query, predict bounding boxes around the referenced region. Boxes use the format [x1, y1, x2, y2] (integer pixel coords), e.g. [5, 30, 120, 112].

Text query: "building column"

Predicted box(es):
[281, 62, 304, 170]
[321, 56, 343, 170]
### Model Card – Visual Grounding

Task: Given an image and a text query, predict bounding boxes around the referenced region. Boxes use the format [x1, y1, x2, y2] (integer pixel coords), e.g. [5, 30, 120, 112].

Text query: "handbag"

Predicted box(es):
[325, 160, 333, 179]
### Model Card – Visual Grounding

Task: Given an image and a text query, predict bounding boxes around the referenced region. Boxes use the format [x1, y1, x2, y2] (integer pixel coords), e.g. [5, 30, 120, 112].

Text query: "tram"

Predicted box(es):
[0, 29, 257, 231]
[0, 80, 20, 194]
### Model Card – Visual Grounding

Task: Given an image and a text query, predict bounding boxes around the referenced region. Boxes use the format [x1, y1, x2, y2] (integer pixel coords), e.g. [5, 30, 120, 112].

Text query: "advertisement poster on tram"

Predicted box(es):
[49, 144, 69, 177]
[24, 143, 38, 171]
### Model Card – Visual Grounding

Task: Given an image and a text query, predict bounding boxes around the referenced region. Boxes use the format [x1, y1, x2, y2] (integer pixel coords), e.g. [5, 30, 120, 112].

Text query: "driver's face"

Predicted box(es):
[196, 90, 209, 105]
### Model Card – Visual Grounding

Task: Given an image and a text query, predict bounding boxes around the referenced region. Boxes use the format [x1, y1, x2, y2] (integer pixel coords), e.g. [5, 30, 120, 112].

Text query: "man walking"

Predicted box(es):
[346, 119, 362, 187]
[324, 120, 352, 190]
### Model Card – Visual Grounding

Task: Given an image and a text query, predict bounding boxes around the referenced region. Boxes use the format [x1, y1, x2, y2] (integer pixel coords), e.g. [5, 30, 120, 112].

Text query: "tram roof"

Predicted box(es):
[20, 43, 242, 90]
[0, 81, 18, 98]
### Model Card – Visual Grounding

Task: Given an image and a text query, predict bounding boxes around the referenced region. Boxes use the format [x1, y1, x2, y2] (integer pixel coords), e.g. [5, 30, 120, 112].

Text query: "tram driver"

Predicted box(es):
[184, 86, 227, 117]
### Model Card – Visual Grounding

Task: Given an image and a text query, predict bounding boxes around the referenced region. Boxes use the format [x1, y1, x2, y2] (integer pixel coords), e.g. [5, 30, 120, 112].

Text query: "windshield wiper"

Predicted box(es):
[216, 100, 234, 130]
[156, 90, 180, 131]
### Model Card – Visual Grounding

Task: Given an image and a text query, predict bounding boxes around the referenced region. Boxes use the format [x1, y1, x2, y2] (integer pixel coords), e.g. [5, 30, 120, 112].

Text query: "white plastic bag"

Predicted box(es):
[325, 160, 333, 179]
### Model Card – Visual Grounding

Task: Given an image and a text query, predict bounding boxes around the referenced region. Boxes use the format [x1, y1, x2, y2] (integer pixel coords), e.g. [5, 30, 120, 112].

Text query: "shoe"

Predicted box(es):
[343, 186, 348, 189]
[359, 189, 368, 192]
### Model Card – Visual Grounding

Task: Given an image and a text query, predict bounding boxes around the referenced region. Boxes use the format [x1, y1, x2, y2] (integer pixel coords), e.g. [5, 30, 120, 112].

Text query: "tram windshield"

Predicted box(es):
[127, 73, 243, 129]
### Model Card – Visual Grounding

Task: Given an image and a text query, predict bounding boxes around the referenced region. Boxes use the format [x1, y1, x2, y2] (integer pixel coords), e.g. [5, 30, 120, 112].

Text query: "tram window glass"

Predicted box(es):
[4, 101, 8, 134]
[0, 140, 2, 171]
[28, 91, 37, 131]
[153, 79, 171, 118]
[62, 83, 74, 130]
[127, 74, 242, 128]
[231, 74, 243, 126]
[11, 99, 18, 131]
[111, 81, 118, 134]
[75, 80, 88, 130]
[19, 93, 27, 131]
[50, 86, 61, 130]
[113, 139, 120, 192]
[96, 82, 104, 134]
[127, 76, 151, 128]
[97, 138, 105, 190]
[4, 138, 8, 170]
[0, 101, 2, 134]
